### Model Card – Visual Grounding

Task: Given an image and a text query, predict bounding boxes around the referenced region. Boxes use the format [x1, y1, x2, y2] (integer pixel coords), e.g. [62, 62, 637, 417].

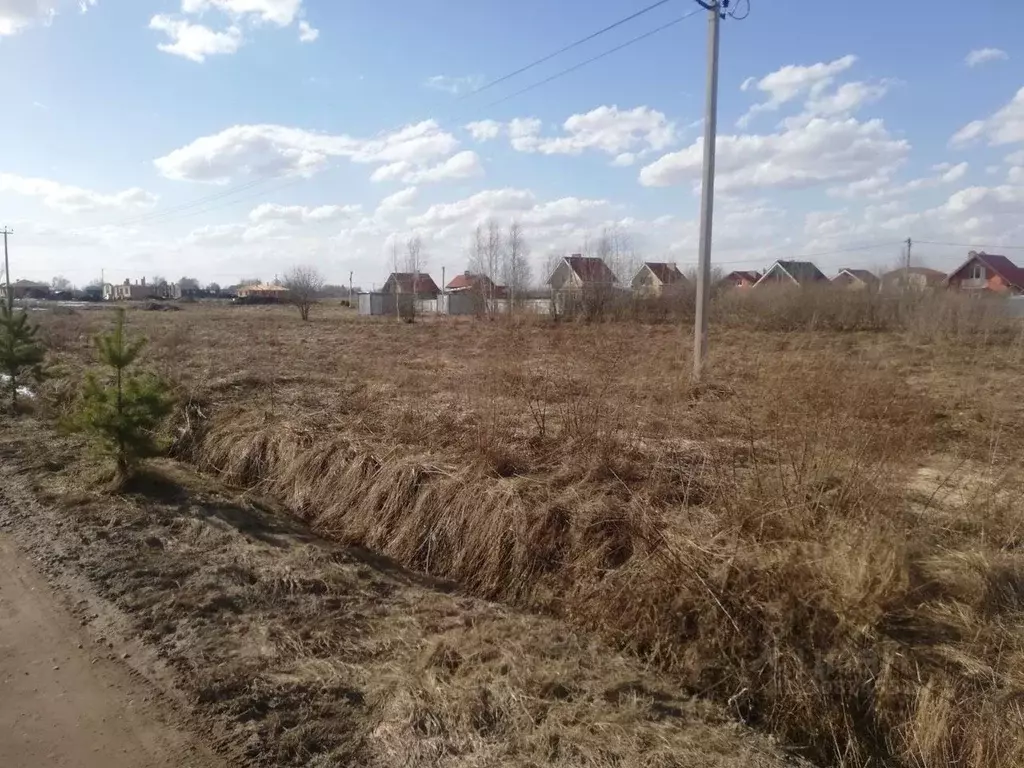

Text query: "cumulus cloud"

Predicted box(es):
[151, 0, 311, 59]
[828, 161, 968, 200]
[465, 120, 502, 141]
[149, 15, 243, 62]
[297, 19, 317, 42]
[154, 121, 461, 183]
[965, 48, 1008, 67]
[180, 0, 303, 27]
[0, 173, 157, 213]
[377, 186, 418, 212]
[248, 202, 360, 224]
[370, 151, 483, 185]
[640, 117, 909, 192]
[0, 0, 94, 36]
[738, 55, 857, 127]
[950, 87, 1024, 147]
[500, 106, 676, 158]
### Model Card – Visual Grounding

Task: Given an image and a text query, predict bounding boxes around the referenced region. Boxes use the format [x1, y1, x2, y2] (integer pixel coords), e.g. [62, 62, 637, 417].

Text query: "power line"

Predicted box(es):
[485, 9, 704, 109]
[914, 239, 1024, 251]
[461, 0, 679, 100]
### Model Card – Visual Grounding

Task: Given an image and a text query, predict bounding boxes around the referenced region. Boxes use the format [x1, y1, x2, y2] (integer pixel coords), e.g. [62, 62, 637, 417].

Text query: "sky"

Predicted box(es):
[1, 0, 1023, 289]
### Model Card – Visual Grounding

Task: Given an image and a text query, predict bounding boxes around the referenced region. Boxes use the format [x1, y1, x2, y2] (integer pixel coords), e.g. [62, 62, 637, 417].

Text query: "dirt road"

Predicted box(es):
[0, 535, 224, 768]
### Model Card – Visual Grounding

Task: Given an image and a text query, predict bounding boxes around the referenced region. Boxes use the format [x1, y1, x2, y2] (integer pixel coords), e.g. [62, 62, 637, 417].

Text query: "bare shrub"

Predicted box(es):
[283, 266, 325, 321]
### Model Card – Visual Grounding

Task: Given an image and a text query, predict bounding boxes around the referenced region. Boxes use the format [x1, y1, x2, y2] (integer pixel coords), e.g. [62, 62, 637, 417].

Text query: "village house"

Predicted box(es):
[103, 278, 181, 301]
[755, 260, 829, 288]
[719, 270, 761, 290]
[548, 254, 619, 315]
[944, 251, 1024, 295]
[382, 272, 440, 300]
[235, 282, 290, 302]
[630, 262, 687, 297]
[445, 272, 507, 299]
[0, 279, 50, 302]
[832, 268, 880, 291]
[879, 267, 946, 292]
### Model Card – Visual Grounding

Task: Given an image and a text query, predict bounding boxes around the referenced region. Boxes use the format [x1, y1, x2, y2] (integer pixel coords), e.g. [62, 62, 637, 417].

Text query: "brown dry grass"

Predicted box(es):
[36, 299, 1024, 767]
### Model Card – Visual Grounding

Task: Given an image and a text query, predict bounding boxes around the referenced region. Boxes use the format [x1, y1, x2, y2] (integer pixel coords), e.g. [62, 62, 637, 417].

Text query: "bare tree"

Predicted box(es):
[503, 220, 532, 312]
[283, 265, 325, 321]
[484, 219, 503, 312]
[405, 236, 427, 320]
[51, 275, 73, 293]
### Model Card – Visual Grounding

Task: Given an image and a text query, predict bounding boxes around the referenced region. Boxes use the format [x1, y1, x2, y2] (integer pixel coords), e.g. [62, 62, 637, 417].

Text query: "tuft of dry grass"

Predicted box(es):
[35, 301, 1024, 767]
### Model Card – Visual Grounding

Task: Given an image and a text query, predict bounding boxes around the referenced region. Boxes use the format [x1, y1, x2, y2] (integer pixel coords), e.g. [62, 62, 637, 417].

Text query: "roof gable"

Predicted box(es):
[944, 252, 1024, 289]
[757, 260, 827, 286]
[564, 255, 618, 284]
[642, 262, 685, 285]
[386, 272, 440, 294]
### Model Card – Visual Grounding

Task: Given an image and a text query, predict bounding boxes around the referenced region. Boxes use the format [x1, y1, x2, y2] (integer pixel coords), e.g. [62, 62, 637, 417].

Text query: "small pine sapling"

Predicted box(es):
[0, 304, 45, 410]
[72, 310, 173, 480]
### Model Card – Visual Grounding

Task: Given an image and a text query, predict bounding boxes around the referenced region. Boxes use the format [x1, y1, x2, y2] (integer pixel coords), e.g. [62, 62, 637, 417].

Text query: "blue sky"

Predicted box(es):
[1, 0, 1023, 288]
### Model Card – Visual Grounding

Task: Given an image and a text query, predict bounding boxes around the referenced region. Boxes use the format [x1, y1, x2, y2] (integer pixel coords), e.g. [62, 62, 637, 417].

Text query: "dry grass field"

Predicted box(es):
[32, 297, 1024, 767]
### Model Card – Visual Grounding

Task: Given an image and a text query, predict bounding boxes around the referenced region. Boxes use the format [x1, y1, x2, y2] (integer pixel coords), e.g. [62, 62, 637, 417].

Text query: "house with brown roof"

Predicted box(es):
[235, 282, 289, 303]
[631, 262, 688, 297]
[833, 268, 880, 291]
[944, 251, 1024, 295]
[382, 272, 440, 299]
[754, 260, 829, 287]
[547, 254, 619, 316]
[719, 270, 761, 290]
[880, 267, 946, 292]
[445, 272, 507, 300]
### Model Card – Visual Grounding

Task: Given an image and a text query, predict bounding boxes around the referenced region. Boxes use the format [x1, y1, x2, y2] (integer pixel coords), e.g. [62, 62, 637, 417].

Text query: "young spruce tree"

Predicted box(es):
[0, 304, 45, 410]
[73, 310, 172, 480]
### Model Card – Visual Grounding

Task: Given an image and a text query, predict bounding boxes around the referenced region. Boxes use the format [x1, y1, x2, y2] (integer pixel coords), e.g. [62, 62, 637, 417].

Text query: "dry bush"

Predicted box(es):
[714, 286, 1020, 340]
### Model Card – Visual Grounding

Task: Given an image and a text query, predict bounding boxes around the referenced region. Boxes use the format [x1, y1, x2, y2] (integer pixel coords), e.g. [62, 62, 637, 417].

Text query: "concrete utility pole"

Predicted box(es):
[349, 271, 353, 304]
[692, 1, 722, 382]
[2, 227, 12, 311]
[905, 237, 912, 278]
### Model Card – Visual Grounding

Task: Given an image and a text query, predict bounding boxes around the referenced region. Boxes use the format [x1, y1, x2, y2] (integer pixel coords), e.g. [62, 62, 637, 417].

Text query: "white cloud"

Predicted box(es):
[465, 120, 502, 141]
[611, 152, 636, 167]
[0, 173, 157, 213]
[180, 0, 302, 27]
[950, 87, 1024, 147]
[1006, 150, 1024, 166]
[965, 48, 1008, 67]
[378, 186, 418, 211]
[0, 0, 93, 36]
[425, 74, 483, 96]
[802, 80, 891, 119]
[738, 55, 857, 127]
[248, 202, 360, 224]
[504, 106, 676, 157]
[401, 150, 483, 184]
[149, 15, 243, 62]
[640, 117, 909, 192]
[154, 121, 461, 183]
[827, 161, 968, 200]
[297, 19, 317, 42]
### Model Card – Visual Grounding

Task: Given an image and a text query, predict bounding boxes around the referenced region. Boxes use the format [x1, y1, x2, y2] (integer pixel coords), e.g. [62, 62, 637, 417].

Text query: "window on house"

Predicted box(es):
[970, 264, 985, 280]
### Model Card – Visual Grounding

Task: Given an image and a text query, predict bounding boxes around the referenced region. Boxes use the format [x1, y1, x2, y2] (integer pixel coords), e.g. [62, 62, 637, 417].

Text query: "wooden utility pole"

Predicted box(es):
[2, 227, 12, 311]
[692, 2, 721, 382]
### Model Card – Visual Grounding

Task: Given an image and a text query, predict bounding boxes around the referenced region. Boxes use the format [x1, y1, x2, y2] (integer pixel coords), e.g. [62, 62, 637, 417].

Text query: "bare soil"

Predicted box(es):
[0, 417, 798, 768]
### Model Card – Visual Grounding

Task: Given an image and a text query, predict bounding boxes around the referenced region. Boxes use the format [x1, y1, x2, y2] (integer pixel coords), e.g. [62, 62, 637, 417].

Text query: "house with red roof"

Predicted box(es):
[631, 262, 688, 297]
[719, 270, 762, 290]
[944, 252, 1024, 295]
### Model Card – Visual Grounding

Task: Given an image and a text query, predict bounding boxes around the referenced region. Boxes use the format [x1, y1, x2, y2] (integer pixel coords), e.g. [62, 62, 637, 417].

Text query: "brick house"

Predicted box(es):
[944, 251, 1024, 295]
